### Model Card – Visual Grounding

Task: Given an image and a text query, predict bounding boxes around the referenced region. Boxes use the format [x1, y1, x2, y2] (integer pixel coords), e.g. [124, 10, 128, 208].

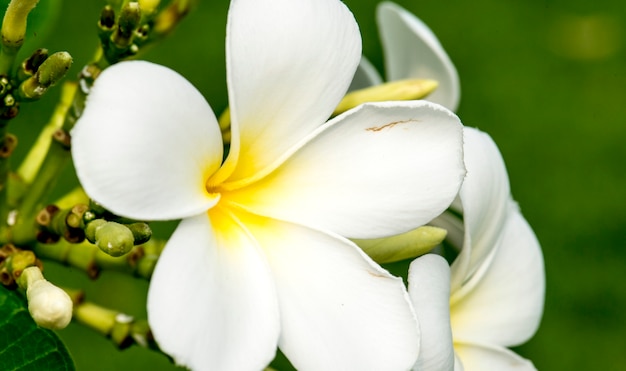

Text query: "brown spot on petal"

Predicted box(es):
[367, 270, 388, 278]
[366, 119, 416, 132]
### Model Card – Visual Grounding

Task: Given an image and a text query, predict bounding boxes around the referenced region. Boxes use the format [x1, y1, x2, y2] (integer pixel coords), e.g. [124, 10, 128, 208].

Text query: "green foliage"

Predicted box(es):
[0, 286, 74, 371]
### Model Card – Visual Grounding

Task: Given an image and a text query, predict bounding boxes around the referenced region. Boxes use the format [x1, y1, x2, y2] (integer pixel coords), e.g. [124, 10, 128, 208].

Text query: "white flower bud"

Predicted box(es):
[22, 267, 73, 330]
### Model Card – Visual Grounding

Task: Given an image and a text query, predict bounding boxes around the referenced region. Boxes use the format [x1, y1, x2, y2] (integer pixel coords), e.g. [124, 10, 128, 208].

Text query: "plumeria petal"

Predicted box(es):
[218, 0, 362, 183]
[451, 206, 545, 347]
[240, 213, 420, 371]
[450, 128, 512, 291]
[225, 101, 465, 239]
[455, 342, 537, 371]
[147, 211, 280, 371]
[408, 254, 455, 371]
[72, 61, 223, 221]
[377, 2, 460, 111]
[349, 56, 384, 91]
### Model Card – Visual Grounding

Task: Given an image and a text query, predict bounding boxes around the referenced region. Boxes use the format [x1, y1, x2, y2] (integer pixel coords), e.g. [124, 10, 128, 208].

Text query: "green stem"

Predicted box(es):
[0, 128, 16, 234]
[68, 290, 160, 351]
[10, 75, 86, 245]
[33, 238, 164, 280]
[11, 137, 71, 245]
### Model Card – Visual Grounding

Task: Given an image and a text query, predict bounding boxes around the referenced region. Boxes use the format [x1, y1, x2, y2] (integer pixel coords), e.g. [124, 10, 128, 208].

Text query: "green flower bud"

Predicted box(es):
[35, 51, 72, 88]
[127, 222, 152, 245]
[113, 2, 141, 48]
[94, 221, 134, 257]
[352, 226, 448, 264]
[333, 79, 439, 117]
[17, 51, 72, 100]
[85, 218, 107, 243]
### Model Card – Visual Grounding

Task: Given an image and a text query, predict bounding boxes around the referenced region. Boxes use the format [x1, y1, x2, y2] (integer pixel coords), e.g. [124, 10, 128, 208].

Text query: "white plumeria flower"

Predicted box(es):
[71, 0, 466, 370]
[408, 128, 545, 370]
[351, 1, 460, 111]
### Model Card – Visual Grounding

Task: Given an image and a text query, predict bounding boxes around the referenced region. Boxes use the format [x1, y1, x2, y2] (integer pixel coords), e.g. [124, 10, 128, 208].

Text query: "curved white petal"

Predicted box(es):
[349, 56, 384, 91]
[455, 342, 537, 371]
[408, 254, 455, 371]
[147, 211, 280, 371]
[377, 2, 460, 111]
[241, 214, 420, 371]
[226, 101, 465, 239]
[219, 0, 362, 183]
[451, 207, 545, 347]
[450, 128, 512, 291]
[72, 61, 222, 221]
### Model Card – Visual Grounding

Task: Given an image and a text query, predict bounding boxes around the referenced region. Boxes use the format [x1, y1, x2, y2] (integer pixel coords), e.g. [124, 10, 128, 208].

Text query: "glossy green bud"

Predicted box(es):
[127, 222, 152, 245]
[93, 221, 134, 257]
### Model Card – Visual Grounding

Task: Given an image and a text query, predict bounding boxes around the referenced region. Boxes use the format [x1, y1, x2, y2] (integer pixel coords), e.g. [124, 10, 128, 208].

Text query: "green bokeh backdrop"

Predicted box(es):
[6, 0, 625, 369]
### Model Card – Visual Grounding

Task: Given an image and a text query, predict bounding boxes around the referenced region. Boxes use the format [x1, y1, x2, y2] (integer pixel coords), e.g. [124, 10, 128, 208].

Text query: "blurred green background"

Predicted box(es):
[7, 0, 625, 369]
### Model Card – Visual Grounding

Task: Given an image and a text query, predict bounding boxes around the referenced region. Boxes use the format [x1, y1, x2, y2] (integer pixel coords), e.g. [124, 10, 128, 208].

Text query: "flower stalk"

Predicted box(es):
[33, 238, 164, 279]
[67, 288, 160, 351]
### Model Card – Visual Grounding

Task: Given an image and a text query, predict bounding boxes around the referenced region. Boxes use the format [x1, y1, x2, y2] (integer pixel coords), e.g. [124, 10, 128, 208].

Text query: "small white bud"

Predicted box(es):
[22, 267, 73, 330]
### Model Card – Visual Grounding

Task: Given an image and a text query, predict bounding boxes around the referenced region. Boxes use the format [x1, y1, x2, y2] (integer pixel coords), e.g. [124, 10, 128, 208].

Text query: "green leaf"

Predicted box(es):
[0, 286, 75, 371]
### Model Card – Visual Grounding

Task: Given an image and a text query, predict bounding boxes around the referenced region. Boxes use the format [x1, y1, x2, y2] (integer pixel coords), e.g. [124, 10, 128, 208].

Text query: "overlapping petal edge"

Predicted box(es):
[408, 129, 544, 370]
[376, 1, 460, 111]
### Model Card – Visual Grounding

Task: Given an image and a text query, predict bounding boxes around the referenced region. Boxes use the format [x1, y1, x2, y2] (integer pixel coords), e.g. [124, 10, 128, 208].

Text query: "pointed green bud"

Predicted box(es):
[352, 226, 447, 264]
[17, 51, 72, 101]
[18, 266, 73, 330]
[35, 51, 72, 87]
[333, 79, 439, 116]
[92, 221, 134, 257]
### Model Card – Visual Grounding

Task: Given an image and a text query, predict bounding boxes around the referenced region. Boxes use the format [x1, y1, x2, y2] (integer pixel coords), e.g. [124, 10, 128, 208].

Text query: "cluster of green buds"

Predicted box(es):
[0, 0, 196, 360]
[0, 243, 41, 287]
[36, 200, 152, 258]
[98, 0, 196, 65]
[0, 0, 72, 120]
